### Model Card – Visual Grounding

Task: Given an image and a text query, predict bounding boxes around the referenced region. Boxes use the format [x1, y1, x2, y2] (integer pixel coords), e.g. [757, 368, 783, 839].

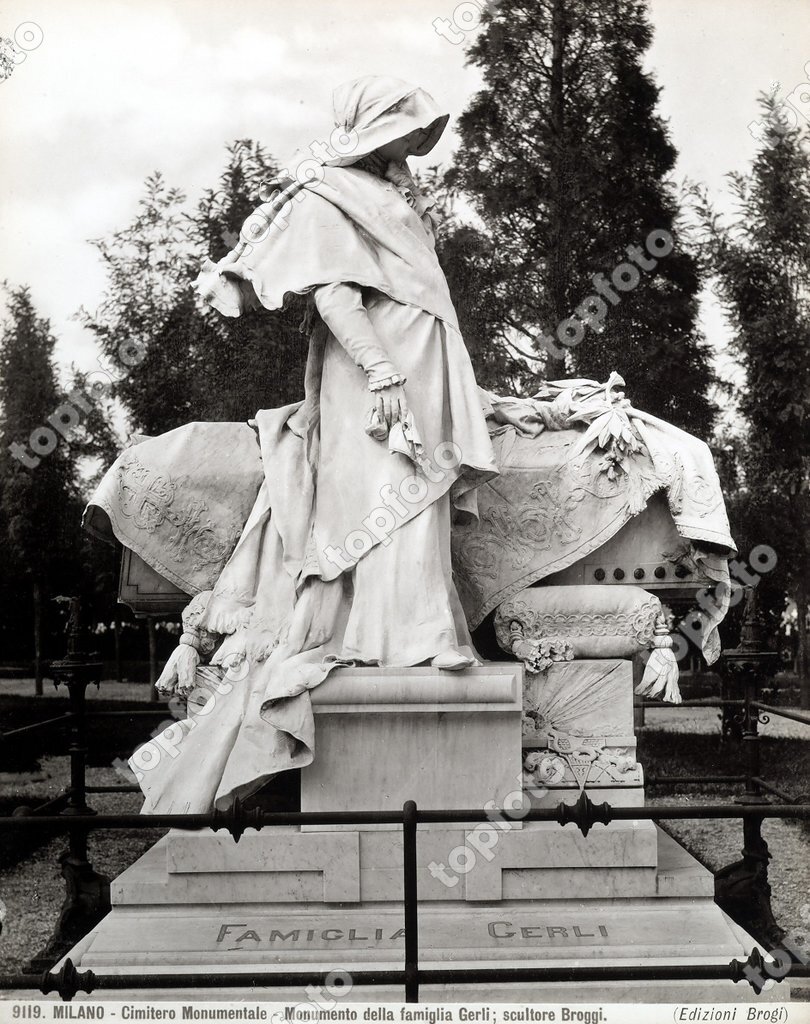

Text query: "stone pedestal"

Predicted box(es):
[302, 665, 522, 828]
[59, 663, 786, 1002]
[64, 826, 781, 1002]
[79, 831, 734, 967]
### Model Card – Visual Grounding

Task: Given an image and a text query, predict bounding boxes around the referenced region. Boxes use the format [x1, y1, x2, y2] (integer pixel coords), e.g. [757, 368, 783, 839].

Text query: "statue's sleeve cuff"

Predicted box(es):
[194, 259, 252, 318]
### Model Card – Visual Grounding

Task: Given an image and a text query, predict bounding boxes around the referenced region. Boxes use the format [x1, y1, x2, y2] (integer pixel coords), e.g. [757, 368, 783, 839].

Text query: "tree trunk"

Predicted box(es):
[797, 573, 809, 709]
[33, 579, 43, 696]
[113, 611, 122, 683]
[147, 617, 158, 702]
[790, 489, 809, 708]
[545, 0, 570, 382]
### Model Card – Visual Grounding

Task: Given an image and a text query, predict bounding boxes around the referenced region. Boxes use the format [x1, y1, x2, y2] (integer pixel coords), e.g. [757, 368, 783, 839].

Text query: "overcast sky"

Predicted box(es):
[0, 0, 808, 390]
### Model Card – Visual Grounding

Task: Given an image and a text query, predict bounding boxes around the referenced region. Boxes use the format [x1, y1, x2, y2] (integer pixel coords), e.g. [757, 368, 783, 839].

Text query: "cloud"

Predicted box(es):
[0, 0, 807, 388]
[0, 0, 481, 375]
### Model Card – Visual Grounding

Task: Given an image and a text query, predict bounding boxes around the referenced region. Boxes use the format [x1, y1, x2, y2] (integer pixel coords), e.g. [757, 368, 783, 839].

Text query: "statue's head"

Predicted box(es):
[326, 76, 449, 168]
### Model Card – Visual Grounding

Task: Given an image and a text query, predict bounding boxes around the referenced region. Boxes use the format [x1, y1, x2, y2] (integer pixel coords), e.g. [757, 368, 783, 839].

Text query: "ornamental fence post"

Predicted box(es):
[715, 587, 784, 948]
[27, 597, 110, 972]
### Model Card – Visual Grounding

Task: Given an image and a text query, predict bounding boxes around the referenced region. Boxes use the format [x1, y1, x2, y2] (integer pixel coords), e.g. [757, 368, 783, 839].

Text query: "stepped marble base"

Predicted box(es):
[56, 665, 789, 1002]
[59, 827, 787, 1001]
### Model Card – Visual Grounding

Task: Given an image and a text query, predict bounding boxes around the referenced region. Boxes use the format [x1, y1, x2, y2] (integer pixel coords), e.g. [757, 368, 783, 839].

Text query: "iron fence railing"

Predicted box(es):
[0, 798, 810, 1002]
[1, 597, 809, 1002]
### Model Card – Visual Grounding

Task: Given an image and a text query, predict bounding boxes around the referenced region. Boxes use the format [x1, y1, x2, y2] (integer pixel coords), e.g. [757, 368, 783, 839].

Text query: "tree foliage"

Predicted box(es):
[694, 94, 810, 698]
[0, 287, 82, 579]
[0, 287, 86, 675]
[78, 142, 310, 435]
[449, 0, 716, 436]
[417, 166, 529, 393]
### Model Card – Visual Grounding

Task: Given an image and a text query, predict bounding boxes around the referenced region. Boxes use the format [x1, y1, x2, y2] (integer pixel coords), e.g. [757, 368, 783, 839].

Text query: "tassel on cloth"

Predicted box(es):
[635, 619, 682, 704]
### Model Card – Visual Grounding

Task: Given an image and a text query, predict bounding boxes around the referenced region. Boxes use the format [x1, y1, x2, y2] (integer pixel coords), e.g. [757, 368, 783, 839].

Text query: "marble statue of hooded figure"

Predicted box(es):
[131, 76, 500, 813]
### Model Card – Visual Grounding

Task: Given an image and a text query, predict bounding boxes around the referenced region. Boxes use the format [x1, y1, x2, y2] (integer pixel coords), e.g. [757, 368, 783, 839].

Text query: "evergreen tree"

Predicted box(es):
[449, 0, 716, 436]
[64, 366, 120, 478]
[79, 141, 310, 435]
[694, 95, 810, 705]
[416, 167, 528, 393]
[76, 171, 200, 433]
[0, 287, 85, 691]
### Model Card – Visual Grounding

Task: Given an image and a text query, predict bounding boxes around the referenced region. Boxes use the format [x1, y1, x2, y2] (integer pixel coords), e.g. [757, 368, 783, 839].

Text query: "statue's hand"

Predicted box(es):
[374, 382, 409, 429]
[155, 644, 201, 698]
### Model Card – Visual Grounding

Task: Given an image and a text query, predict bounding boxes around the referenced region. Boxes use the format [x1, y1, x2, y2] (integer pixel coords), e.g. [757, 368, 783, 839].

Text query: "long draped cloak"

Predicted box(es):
[126, 164, 498, 812]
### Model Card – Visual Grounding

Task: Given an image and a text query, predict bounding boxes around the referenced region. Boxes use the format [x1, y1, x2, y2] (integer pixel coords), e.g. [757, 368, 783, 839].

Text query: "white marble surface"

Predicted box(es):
[311, 664, 522, 708]
[116, 820, 687, 908]
[49, 911, 790, 1003]
[302, 664, 524, 828]
[523, 659, 634, 741]
[522, 659, 648, 809]
[67, 826, 777, 1002]
[463, 820, 657, 901]
[165, 827, 359, 902]
[77, 895, 751, 968]
[527, 784, 646, 807]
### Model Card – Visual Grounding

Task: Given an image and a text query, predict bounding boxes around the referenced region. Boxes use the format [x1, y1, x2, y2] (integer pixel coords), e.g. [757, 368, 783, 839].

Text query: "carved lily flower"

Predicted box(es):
[571, 406, 642, 460]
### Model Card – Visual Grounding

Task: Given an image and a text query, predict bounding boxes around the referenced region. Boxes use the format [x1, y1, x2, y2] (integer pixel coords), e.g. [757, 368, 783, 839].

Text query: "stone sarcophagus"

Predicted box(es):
[116, 489, 718, 616]
[104, 408, 726, 813]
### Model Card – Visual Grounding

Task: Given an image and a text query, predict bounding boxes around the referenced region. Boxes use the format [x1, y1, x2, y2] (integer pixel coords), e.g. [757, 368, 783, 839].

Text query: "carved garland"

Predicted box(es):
[493, 595, 661, 656]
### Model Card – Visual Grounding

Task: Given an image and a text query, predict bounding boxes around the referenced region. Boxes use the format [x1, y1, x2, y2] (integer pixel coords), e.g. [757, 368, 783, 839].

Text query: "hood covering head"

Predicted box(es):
[195, 77, 458, 330]
[323, 76, 449, 167]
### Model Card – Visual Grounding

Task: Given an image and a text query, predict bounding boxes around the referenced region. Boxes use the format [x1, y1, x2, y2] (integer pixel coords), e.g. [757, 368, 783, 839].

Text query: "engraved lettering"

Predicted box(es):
[488, 921, 515, 938]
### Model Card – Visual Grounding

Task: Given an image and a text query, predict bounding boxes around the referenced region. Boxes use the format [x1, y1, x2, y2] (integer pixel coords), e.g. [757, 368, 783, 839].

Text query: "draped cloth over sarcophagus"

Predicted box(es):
[452, 397, 735, 663]
[456, 382, 741, 663]
[83, 421, 265, 596]
[84, 382, 736, 663]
